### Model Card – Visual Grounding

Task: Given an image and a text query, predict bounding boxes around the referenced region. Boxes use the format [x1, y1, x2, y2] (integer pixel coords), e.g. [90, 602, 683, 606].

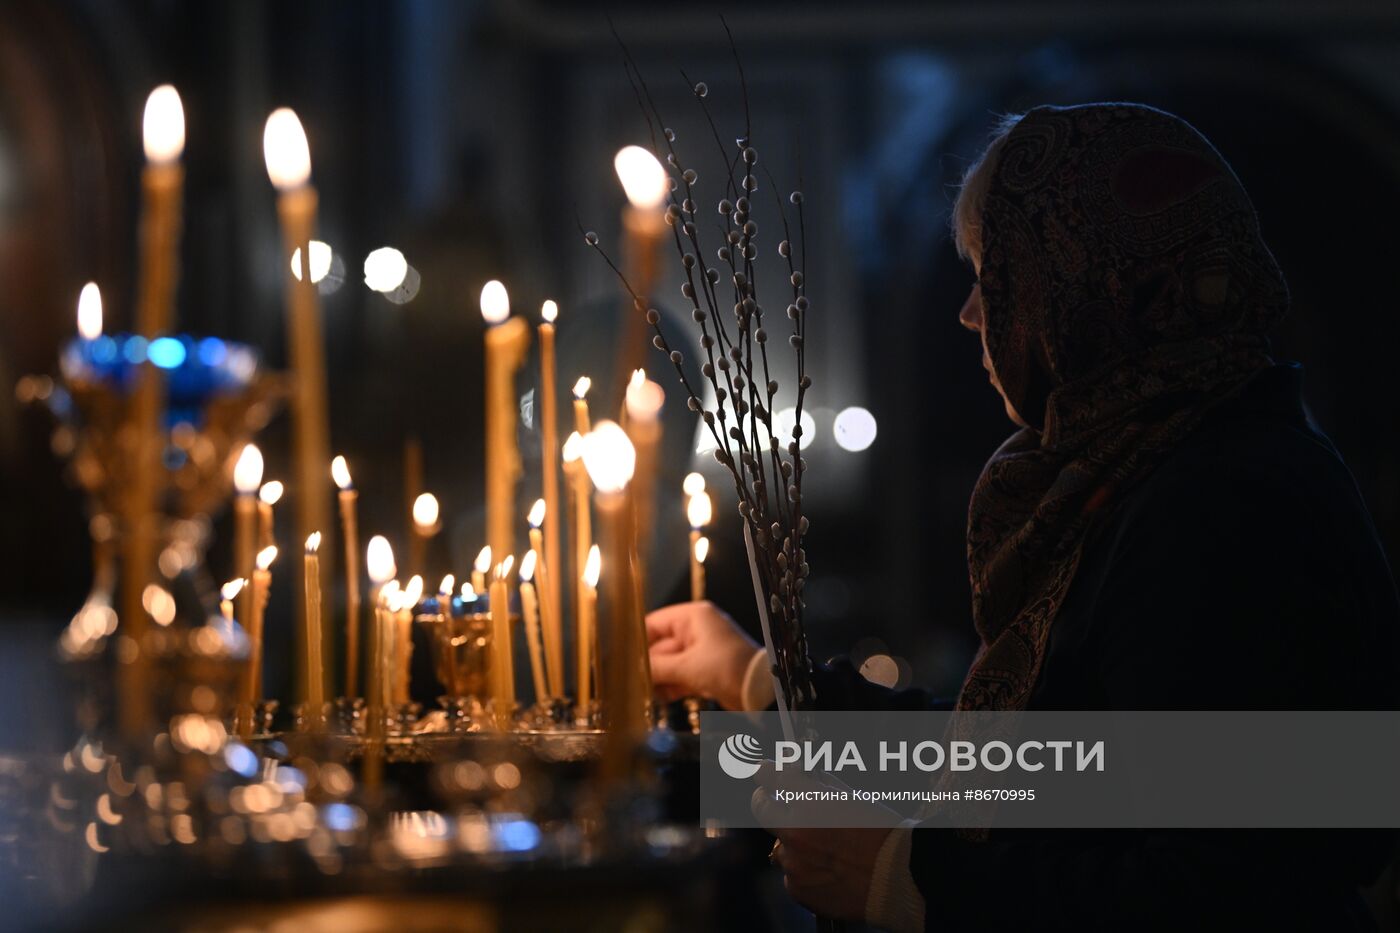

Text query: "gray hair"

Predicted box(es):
[951, 113, 1025, 264]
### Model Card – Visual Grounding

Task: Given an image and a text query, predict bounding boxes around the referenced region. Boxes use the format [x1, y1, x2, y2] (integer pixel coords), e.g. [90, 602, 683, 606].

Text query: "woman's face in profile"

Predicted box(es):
[959, 255, 1028, 428]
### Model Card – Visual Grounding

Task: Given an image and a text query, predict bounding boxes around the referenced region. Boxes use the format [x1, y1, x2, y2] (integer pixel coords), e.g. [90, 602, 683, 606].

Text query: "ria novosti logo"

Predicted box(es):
[717, 733, 765, 779]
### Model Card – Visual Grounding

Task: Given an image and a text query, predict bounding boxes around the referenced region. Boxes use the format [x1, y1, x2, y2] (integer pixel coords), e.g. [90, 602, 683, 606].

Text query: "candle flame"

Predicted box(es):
[404, 575, 424, 605]
[687, 491, 713, 529]
[459, 581, 477, 599]
[498, 555, 515, 579]
[141, 584, 177, 627]
[561, 431, 584, 463]
[541, 300, 558, 323]
[439, 574, 455, 596]
[259, 480, 284, 506]
[262, 107, 311, 191]
[581, 420, 636, 494]
[412, 492, 440, 529]
[221, 578, 247, 601]
[367, 535, 396, 584]
[572, 376, 591, 400]
[331, 455, 353, 490]
[363, 246, 408, 292]
[77, 283, 102, 341]
[614, 145, 669, 210]
[142, 85, 185, 165]
[528, 498, 546, 528]
[256, 545, 279, 571]
[695, 536, 710, 563]
[624, 369, 665, 421]
[682, 472, 706, 496]
[381, 580, 401, 603]
[480, 279, 509, 325]
[519, 549, 537, 582]
[583, 545, 601, 587]
[234, 444, 264, 495]
[473, 545, 493, 574]
[305, 531, 321, 553]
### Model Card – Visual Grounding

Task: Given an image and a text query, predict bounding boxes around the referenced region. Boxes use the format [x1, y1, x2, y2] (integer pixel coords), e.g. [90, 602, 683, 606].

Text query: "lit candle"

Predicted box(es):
[412, 492, 440, 581]
[439, 574, 460, 694]
[233, 443, 264, 646]
[119, 86, 186, 740]
[403, 436, 424, 576]
[396, 575, 423, 705]
[572, 376, 593, 436]
[624, 369, 665, 611]
[332, 456, 361, 697]
[518, 550, 547, 704]
[304, 532, 325, 724]
[581, 421, 647, 774]
[137, 84, 186, 337]
[537, 300, 564, 692]
[613, 146, 670, 393]
[578, 545, 601, 721]
[489, 554, 516, 729]
[527, 498, 562, 698]
[364, 536, 396, 797]
[562, 431, 593, 705]
[687, 487, 713, 602]
[481, 280, 531, 573]
[472, 545, 492, 596]
[265, 107, 334, 693]
[220, 578, 246, 622]
[258, 480, 283, 551]
[238, 545, 278, 737]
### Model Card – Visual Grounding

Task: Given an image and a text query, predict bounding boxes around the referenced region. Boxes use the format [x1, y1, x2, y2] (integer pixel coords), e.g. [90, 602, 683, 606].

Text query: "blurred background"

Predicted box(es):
[3, 0, 1400, 742]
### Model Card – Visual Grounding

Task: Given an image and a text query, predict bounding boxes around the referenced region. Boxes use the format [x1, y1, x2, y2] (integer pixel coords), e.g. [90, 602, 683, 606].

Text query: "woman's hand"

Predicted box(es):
[766, 825, 892, 921]
[645, 601, 760, 711]
[751, 763, 901, 923]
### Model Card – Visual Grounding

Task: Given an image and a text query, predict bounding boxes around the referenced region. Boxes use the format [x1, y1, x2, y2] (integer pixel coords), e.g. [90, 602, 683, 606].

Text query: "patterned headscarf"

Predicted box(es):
[957, 103, 1290, 711]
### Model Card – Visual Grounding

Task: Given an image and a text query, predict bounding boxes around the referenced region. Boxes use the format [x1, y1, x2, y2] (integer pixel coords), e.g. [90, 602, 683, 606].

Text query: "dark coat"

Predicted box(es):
[812, 363, 1400, 931]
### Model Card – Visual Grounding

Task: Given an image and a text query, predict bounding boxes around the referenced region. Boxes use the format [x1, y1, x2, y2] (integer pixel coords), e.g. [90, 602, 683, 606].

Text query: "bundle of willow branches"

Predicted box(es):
[585, 31, 817, 712]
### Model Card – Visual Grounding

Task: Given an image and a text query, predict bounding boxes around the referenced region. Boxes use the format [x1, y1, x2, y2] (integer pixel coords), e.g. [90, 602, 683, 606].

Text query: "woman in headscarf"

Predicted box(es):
[646, 103, 1400, 930]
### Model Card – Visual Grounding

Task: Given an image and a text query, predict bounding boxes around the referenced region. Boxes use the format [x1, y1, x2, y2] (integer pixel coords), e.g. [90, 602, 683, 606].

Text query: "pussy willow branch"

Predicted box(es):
[593, 31, 815, 706]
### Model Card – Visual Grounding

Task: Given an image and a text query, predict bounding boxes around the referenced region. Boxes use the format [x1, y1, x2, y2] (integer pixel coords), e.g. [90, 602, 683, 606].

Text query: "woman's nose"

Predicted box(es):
[959, 284, 983, 332]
